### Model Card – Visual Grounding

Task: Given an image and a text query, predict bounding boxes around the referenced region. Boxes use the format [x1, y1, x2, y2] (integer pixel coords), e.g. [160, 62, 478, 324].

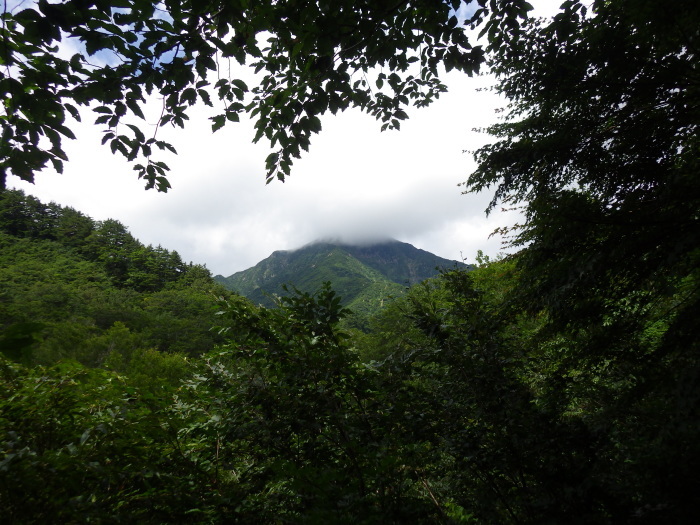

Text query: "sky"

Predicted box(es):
[9, 3, 558, 277]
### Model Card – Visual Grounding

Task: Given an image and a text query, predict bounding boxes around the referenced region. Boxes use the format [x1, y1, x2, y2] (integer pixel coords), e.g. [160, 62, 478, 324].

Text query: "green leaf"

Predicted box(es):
[126, 124, 145, 144]
[64, 103, 81, 121]
[125, 97, 145, 120]
[211, 115, 226, 132]
[56, 125, 76, 140]
[50, 157, 63, 173]
[79, 429, 91, 445]
[231, 79, 248, 92]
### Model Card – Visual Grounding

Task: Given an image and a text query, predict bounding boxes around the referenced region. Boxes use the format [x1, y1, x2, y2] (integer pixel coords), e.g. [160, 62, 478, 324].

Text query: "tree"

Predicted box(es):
[463, 1, 700, 521]
[0, 356, 215, 523]
[0, 188, 53, 238]
[175, 284, 461, 522]
[83, 218, 139, 286]
[0, 0, 533, 190]
[466, 0, 699, 325]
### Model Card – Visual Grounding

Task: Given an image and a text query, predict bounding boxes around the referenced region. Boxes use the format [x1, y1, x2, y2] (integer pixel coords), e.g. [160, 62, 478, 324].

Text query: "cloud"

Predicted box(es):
[10, 51, 517, 276]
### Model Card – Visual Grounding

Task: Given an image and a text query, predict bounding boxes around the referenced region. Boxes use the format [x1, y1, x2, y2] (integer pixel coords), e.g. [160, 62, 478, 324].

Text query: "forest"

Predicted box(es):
[1, 0, 699, 523]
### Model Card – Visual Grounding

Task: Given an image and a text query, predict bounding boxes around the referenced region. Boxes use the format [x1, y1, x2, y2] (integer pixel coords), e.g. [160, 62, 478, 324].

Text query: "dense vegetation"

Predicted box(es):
[2, 0, 698, 523]
[0, 189, 228, 375]
[2, 191, 698, 522]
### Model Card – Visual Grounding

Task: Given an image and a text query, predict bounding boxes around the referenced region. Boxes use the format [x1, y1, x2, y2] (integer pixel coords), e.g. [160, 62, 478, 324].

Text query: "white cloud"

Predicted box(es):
[8, 2, 563, 276]
[11, 68, 515, 275]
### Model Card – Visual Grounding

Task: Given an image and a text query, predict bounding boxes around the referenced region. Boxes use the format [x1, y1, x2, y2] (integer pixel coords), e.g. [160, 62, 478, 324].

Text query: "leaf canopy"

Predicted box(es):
[0, 0, 532, 190]
[465, 0, 700, 327]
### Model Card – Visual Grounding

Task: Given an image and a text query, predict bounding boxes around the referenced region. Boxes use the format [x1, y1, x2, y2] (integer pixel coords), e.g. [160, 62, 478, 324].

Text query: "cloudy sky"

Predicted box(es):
[9, 4, 556, 277]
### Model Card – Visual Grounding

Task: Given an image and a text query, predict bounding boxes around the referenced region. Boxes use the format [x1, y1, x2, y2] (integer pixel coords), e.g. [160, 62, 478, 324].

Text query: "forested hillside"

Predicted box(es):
[0, 189, 229, 377]
[2, 189, 698, 523]
[1, 0, 698, 523]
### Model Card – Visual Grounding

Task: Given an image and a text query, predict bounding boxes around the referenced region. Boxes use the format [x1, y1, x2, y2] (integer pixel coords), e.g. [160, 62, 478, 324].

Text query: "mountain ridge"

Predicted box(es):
[214, 239, 468, 327]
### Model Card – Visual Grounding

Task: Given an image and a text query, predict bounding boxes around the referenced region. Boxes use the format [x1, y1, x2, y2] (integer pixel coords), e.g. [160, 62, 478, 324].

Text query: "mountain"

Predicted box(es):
[214, 239, 467, 327]
[0, 189, 230, 368]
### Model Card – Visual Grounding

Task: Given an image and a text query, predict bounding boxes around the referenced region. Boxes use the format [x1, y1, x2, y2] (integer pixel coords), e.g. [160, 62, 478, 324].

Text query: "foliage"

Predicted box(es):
[460, 1, 700, 521]
[0, 357, 208, 524]
[0, 190, 228, 368]
[3, 254, 699, 522]
[170, 283, 448, 522]
[466, 0, 700, 330]
[2, 2, 699, 523]
[354, 279, 441, 362]
[350, 246, 700, 523]
[0, 0, 538, 190]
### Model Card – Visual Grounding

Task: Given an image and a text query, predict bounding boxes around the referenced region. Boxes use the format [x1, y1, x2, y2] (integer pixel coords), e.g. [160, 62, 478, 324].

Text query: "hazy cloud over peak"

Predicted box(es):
[11, 66, 517, 275]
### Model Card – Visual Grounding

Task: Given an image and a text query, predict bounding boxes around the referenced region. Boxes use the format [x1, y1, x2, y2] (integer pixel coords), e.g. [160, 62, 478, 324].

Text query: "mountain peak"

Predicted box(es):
[214, 240, 467, 325]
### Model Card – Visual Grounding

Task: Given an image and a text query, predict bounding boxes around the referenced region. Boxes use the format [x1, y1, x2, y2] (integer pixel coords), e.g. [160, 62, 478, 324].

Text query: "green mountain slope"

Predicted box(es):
[214, 240, 467, 325]
[0, 189, 229, 369]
